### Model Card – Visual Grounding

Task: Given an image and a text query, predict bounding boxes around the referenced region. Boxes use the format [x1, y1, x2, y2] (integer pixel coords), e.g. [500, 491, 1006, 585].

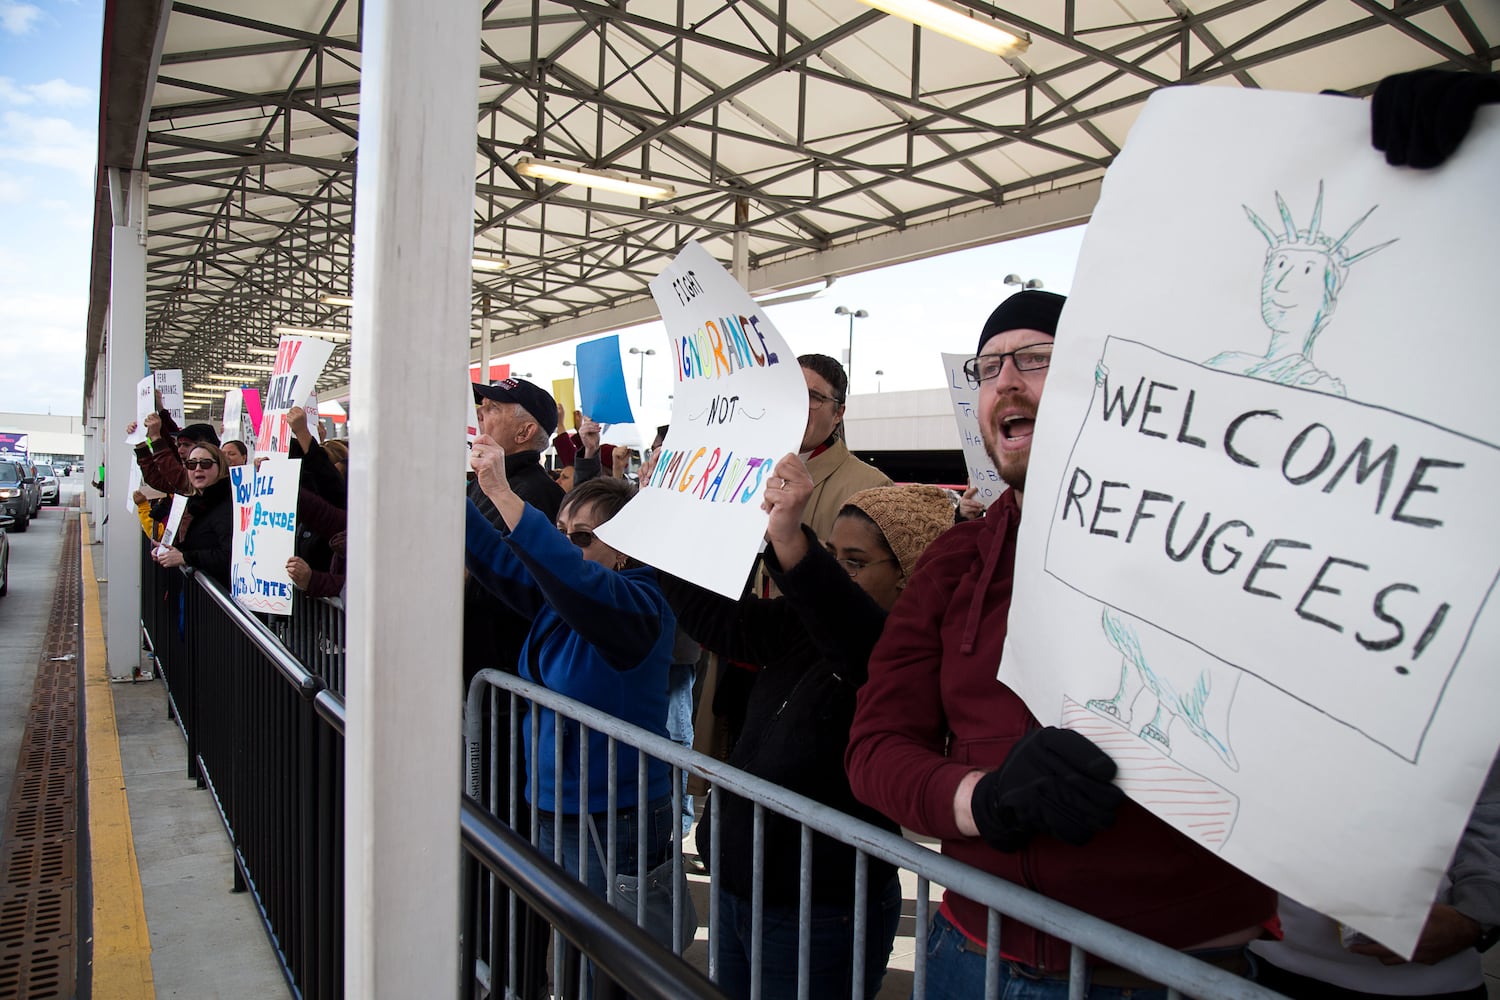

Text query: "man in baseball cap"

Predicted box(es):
[464, 375, 565, 998]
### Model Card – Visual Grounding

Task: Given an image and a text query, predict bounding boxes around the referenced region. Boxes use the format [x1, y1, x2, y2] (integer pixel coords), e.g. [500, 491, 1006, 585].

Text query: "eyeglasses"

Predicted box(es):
[807, 388, 843, 410]
[183, 458, 219, 470]
[962, 344, 1053, 387]
[562, 528, 597, 548]
[834, 556, 896, 578]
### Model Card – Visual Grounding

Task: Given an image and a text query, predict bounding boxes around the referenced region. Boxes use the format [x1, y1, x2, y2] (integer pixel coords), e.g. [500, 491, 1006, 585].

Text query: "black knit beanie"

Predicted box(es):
[976, 290, 1067, 353]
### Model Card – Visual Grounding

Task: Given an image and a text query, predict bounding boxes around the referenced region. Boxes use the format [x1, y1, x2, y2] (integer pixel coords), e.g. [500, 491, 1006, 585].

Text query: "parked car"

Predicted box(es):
[22, 462, 40, 517]
[36, 464, 59, 506]
[0, 514, 10, 596]
[0, 462, 27, 532]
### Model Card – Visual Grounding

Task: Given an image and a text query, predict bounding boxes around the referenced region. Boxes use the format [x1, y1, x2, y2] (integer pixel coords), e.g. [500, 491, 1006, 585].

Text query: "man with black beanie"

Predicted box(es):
[847, 289, 1275, 997]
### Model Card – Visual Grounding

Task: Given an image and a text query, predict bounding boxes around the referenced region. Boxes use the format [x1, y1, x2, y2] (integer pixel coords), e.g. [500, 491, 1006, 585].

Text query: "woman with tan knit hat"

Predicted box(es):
[661, 452, 955, 1000]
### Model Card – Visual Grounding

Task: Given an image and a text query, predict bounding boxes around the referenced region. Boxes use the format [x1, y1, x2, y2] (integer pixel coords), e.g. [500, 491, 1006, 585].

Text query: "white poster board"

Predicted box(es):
[596, 241, 808, 598]
[942, 352, 1003, 508]
[255, 335, 335, 456]
[153, 369, 185, 426]
[155, 493, 189, 555]
[125, 464, 165, 518]
[1001, 88, 1500, 957]
[229, 457, 301, 616]
[127, 374, 154, 445]
[221, 388, 243, 443]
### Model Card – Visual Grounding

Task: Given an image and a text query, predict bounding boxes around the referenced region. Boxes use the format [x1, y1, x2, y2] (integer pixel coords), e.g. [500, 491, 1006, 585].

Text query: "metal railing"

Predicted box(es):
[464, 669, 1283, 1000]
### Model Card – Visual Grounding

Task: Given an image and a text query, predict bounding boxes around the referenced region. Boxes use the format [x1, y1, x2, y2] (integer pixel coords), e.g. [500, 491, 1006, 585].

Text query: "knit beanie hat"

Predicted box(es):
[840, 484, 956, 579]
[976, 289, 1067, 353]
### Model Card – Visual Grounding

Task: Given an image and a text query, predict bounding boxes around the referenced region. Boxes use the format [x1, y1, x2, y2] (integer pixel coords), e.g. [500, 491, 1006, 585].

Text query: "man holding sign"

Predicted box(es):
[846, 291, 1275, 994]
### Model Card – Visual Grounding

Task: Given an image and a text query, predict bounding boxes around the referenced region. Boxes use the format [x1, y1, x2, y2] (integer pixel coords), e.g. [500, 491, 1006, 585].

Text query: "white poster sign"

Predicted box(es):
[941, 352, 1003, 508]
[255, 335, 335, 456]
[1001, 88, 1500, 958]
[596, 241, 808, 598]
[127, 374, 154, 445]
[153, 369, 185, 426]
[155, 493, 189, 555]
[125, 464, 165, 519]
[229, 457, 301, 616]
[221, 389, 243, 443]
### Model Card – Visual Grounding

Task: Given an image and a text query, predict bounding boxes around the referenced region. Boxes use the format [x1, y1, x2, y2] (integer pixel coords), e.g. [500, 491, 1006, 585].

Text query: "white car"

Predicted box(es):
[36, 465, 59, 506]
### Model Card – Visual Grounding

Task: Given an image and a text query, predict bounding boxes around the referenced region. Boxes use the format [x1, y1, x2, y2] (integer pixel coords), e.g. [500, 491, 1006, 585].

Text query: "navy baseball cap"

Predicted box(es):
[472, 377, 559, 436]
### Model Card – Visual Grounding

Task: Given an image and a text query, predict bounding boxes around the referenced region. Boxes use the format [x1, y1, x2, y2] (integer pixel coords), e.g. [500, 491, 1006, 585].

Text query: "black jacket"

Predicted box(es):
[177, 478, 234, 589]
[462, 450, 565, 695]
[662, 528, 900, 906]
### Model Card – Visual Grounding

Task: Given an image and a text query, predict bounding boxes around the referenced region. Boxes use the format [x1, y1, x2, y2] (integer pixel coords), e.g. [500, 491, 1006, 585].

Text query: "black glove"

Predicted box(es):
[1372, 70, 1500, 169]
[970, 727, 1125, 852]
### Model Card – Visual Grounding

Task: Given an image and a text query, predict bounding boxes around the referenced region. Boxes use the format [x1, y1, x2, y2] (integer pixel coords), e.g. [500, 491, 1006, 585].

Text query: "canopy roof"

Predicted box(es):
[86, 0, 1498, 408]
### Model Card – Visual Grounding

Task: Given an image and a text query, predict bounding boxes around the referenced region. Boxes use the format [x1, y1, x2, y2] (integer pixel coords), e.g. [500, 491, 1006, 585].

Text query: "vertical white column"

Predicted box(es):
[479, 313, 491, 383]
[345, 0, 478, 994]
[105, 167, 146, 678]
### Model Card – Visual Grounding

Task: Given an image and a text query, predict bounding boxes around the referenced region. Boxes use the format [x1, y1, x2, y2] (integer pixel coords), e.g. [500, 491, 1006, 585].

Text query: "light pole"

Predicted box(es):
[1004, 273, 1044, 294]
[834, 305, 868, 393]
[875, 369, 884, 392]
[628, 347, 656, 406]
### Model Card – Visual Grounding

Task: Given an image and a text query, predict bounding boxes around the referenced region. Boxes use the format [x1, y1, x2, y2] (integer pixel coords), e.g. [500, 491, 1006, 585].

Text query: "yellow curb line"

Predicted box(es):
[80, 516, 155, 998]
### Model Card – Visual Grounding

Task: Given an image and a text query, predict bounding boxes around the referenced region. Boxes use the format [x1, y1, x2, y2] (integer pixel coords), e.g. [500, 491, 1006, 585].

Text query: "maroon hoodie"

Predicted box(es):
[846, 490, 1273, 969]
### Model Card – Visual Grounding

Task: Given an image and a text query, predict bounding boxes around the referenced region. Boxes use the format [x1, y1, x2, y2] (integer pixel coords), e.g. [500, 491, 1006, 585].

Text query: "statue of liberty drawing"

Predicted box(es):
[1087, 184, 1397, 772]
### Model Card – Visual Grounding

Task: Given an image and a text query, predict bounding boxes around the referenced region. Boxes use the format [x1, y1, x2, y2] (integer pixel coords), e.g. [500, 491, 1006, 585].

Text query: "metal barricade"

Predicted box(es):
[463, 669, 1283, 1000]
[264, 591, 348, 696]
[176, 567, 347, 1000]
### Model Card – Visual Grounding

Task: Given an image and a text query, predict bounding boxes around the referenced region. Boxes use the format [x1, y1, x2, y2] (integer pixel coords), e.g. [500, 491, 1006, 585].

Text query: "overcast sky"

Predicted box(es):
[0, 0, 100, 418]
[0, 0, 1085, 425]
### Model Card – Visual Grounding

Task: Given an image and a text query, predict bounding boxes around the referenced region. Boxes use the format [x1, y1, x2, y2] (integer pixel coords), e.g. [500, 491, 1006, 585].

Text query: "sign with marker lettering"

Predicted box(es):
[153, 369, 185, 427]
[1001, 88, 1500, 958]
[255, 335, 334, 456]
[942, 352, 1002, 508]
[595, 240, 807, 598]
[229, 457, 301, 616]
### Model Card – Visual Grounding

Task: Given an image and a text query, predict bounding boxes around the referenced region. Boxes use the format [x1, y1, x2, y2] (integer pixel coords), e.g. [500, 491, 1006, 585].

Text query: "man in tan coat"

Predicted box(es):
[796, 353, 890, 541]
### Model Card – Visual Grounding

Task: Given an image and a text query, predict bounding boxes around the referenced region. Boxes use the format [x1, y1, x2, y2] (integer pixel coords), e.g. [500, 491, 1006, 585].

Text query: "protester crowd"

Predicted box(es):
[115, 70, 1499, 1000]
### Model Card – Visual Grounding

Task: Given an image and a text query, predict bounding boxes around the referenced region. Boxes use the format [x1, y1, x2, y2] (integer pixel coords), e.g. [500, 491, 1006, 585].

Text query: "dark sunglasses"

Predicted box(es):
[184, 458, 219, 470]
[564, 528, 596, 548]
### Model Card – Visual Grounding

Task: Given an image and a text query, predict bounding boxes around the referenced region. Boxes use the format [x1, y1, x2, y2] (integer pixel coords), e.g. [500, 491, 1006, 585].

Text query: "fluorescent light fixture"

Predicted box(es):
[273, 325, 351, 343]
[857, 0, 1027, 54]
[225, 362, 275, 373]
[248, 347, 279, 357]
[320, 294, 355, 307]
[192, 384, 228, 391]
[206, 374, 249, 383]
[471, 254, 511, 273]
[515, 157, 676, 200]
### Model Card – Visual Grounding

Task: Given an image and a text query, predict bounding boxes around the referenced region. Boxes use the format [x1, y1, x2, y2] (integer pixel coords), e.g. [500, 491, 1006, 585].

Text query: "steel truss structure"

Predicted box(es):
[87, 0, 1497, 407]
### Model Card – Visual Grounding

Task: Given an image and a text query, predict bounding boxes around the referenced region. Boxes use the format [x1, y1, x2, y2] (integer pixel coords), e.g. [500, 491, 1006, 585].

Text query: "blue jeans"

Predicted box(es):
[714, 874, 902, 1000]
[536, 795, 674, 900]
[666, 662, 696, 838]
[923, 910, 1177, 999]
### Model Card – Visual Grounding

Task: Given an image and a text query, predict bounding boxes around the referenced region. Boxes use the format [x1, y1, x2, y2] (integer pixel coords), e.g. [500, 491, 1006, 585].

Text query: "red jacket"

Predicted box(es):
[845, 490, 1273, 969]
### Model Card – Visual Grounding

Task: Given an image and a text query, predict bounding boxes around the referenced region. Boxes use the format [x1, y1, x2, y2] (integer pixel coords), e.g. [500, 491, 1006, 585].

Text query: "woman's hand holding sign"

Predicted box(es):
[761, 452, 813, 570]
[469, 434, 525, 531]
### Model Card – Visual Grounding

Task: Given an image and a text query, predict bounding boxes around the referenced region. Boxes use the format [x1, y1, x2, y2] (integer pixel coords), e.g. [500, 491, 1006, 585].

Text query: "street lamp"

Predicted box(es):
[628, 347, 656, 406]
[834, 305, 868, 393]
[1004, 273, 1044, 294]
[875, 369, 885, 392]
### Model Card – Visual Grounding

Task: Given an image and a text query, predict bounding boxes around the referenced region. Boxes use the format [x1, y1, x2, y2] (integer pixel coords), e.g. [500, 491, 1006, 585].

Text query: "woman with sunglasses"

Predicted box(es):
[660, 453, 955, 1000]
[153, 442, 234, 589]
[465, 433, 676, 904]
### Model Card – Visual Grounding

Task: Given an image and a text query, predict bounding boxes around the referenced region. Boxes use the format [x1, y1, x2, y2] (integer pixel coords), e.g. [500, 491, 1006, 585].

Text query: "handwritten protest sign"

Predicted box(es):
[1001, 88, 1500, 957]
[941, 352, 1002, 508]
[255, 335, 334, 455]
[125, 464, 164, 519]
[126, 375, 154, 445]
[595, 241, 807, 598]
[155, 493, 189, 555]
[153, 369, 185, 426]
[229, 457, 301, 616]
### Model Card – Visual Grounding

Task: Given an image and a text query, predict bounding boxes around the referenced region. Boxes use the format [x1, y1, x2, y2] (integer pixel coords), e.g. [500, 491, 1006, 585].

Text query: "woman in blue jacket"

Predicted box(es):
[465, 434, 675, 899]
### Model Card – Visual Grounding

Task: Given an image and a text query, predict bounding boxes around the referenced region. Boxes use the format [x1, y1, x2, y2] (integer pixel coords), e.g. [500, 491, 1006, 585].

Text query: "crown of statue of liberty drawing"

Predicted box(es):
[1243, 181, 1397, 292]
